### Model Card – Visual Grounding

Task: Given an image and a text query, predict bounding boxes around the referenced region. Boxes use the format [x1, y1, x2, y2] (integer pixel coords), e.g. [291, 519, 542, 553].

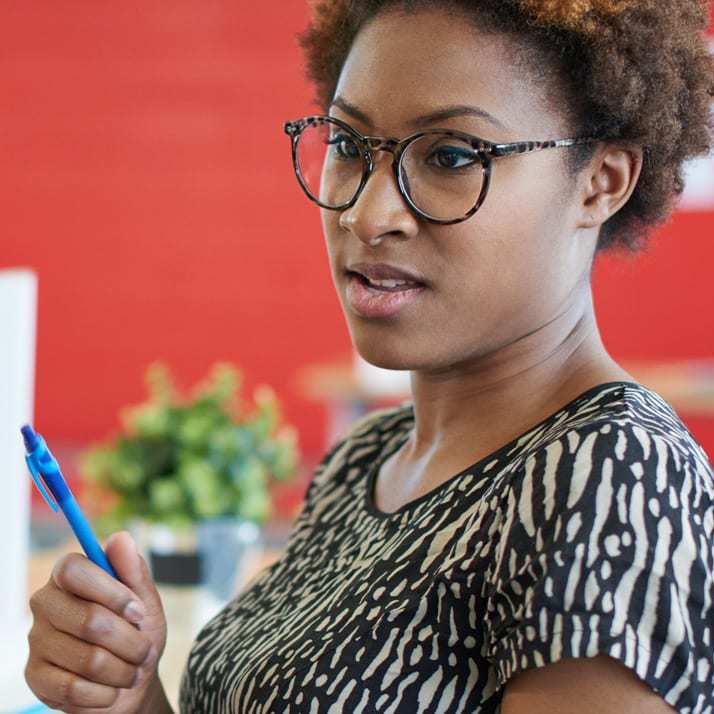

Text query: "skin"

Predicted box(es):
[25, 532, 173, 713]
[324, 7, 642, 509]
[322, 7, 676, 713]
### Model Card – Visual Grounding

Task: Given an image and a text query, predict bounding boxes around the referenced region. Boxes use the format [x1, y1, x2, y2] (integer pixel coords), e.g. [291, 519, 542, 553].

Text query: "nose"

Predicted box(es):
[338, 151, 419, 245]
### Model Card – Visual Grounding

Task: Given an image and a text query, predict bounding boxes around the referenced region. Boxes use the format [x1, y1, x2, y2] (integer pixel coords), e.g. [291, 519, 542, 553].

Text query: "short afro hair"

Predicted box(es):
[297, 0, 714, 255]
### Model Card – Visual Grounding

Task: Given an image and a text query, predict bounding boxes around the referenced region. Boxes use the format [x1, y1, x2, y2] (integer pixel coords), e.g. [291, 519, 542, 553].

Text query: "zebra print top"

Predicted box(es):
[179, 380, 714, 713]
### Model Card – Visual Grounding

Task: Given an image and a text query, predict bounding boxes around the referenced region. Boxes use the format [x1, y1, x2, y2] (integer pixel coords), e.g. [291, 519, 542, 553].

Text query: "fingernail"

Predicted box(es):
[123, 600, 146, 624]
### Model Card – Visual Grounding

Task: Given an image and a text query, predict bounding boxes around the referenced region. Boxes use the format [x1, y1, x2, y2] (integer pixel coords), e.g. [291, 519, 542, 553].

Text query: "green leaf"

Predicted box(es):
[79, 445, 115, 484]
[112, 461, 144, 490]
[270, 440, 299, 480]
[178, 458, 227, 518]
[236, 456, 267, 487]
[238, 485, 271, 524]
[192, 363, 242, 408]
[177, 410, 216, 450]
[145, 361, 177, 404]
[149, 479, 186, 515]
[120, 403, 171, 438]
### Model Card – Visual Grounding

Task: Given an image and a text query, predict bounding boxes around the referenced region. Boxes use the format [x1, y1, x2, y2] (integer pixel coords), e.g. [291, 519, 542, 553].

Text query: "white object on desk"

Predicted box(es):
[0, 269, 39, 708]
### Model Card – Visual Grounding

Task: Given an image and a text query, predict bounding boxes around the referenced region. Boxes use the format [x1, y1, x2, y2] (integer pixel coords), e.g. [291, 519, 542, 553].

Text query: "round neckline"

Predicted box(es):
[364, 380, 644, 519]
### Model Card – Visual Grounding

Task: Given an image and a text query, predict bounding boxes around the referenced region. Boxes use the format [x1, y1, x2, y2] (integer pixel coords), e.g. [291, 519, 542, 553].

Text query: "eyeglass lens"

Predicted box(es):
[295, 120, 486, 221]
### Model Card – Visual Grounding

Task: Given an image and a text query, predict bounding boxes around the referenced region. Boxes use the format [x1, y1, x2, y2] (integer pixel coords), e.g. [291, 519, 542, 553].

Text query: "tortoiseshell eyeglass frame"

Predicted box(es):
[284, 114, 602, 225]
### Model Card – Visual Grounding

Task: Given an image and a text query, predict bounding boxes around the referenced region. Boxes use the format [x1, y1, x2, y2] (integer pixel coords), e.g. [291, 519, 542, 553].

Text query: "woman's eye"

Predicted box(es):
[327, 134, 361, 160]
[427, 146, 478, 170]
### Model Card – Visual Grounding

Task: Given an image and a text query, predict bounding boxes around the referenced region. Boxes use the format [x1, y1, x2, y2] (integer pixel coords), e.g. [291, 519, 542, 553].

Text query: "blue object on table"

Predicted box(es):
[21, 424, 118, 580]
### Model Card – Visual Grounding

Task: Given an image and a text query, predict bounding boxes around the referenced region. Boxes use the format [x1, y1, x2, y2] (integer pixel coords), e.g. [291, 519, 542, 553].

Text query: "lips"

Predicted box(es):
[346, 262, 427, 286]
[344, 268, 427, 319]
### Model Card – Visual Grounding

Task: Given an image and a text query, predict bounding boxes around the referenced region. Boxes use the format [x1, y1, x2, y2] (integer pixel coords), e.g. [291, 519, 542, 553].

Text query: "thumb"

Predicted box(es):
[105, 530, 161, 613]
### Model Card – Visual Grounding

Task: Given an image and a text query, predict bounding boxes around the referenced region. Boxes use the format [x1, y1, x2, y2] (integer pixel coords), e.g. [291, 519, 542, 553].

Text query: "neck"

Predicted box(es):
[403, 287, 631, 461]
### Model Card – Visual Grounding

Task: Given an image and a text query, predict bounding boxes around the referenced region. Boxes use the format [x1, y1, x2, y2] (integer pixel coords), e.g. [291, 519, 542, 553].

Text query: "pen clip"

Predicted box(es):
[25, 453, 59, 512]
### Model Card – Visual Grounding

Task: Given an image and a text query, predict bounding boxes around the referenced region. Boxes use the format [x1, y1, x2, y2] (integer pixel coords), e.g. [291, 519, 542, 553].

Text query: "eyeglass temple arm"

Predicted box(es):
[490, 137, 599, 157]
[282, 118, 602, 156]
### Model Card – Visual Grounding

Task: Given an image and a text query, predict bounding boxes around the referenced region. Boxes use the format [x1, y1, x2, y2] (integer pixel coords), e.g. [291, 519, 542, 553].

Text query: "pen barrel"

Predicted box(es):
[60, 496, 118, 580]
[41, 463, 71, 502]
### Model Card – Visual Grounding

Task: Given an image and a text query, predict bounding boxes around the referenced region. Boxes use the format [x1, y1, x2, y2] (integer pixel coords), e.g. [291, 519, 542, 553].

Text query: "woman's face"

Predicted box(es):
[322, 8, 597, 373]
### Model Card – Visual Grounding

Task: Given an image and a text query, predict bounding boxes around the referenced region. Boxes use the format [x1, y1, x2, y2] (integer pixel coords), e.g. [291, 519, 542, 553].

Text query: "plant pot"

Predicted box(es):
[128, 517, 262, 602]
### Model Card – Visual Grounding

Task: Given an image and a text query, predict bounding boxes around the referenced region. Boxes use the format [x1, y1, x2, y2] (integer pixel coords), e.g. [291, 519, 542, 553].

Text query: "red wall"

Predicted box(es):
[2, 2, 713, 459]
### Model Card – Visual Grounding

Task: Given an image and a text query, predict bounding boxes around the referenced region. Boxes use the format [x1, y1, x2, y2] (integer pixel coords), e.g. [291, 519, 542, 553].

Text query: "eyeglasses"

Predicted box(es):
[283, 114, 601, 225]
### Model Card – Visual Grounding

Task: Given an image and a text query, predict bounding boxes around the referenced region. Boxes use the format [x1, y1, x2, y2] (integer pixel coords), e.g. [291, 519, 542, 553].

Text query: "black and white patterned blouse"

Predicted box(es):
[179, 380, 714, 713]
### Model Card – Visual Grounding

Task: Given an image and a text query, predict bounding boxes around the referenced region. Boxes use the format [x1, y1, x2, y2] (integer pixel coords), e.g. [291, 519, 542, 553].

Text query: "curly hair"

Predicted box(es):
[297, 0, 714, 254]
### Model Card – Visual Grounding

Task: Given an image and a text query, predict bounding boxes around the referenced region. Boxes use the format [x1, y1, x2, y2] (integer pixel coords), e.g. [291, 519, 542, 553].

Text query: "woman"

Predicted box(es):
[25, 1, 714, 712]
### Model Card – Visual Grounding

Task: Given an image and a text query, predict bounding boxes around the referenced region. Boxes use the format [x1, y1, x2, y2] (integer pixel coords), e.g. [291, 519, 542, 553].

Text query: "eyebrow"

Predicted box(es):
[329, 95, 509, 132]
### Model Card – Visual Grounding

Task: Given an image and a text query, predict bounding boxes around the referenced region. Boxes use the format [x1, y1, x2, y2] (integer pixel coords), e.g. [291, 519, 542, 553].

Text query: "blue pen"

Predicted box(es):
[21, 424, 119, 580]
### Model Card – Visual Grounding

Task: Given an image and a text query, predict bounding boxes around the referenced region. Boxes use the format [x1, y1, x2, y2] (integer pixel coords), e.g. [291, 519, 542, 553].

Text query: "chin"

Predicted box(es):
[359, 352, 413, 371]
[351, 337, 422, 372]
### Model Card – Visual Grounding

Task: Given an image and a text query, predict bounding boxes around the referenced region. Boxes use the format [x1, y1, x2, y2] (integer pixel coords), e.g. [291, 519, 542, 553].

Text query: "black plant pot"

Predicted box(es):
[148, 550, 203, 586]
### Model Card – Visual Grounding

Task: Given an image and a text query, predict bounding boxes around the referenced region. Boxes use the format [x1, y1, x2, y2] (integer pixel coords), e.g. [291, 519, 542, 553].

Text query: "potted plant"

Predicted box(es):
[80, 361, 300, 599]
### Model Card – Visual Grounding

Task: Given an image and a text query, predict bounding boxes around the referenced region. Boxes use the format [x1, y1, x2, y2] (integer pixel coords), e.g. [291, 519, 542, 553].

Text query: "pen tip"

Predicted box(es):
[21, 424, 39, 452]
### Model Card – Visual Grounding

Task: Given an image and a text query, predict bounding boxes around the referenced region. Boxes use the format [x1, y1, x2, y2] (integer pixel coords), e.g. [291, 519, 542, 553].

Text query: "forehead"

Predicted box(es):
[332, 8, 561, 139]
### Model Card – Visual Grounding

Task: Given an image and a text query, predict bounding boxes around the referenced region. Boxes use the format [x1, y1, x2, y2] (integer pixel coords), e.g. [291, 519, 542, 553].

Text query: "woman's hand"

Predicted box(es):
[24, 530, 169, 713]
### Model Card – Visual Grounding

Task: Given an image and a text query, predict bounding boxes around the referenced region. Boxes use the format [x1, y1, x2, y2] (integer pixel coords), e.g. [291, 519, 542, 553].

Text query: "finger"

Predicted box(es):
[30, 624, 139, 689]
[105, 530, 165, 620]
[36, 586, 151, 666]
[51, 551, 147, 625]
[25, 656, 118, 710]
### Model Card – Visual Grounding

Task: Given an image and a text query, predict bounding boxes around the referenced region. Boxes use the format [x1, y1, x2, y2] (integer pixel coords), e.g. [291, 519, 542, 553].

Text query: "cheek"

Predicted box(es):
[427, 166, 572, 331]
[320, 209, 331, 245]
[320, 210, 341, 265]
[435, 190, 554, 296]
[470, 157, 572, 271]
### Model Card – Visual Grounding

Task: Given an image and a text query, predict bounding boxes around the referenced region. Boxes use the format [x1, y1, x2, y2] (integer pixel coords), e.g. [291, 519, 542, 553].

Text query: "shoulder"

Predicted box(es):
[497, 381, 714, 559]
[486, 382, 714, 712]
[488, 379, 714, 611]
[573, 383, 714, 506]
[607, 382, 713, 474]
[514, 382, 714, 512]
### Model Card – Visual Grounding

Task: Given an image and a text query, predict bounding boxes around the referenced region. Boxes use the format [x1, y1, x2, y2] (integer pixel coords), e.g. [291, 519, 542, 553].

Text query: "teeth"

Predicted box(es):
[367, 278, 413, 288]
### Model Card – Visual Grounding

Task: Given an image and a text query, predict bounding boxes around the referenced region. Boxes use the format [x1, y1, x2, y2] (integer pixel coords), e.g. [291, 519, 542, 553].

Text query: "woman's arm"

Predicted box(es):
[501, 654, 678, 713]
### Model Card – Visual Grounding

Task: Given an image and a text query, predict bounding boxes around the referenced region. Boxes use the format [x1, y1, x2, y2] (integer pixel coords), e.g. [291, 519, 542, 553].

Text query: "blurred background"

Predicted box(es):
[1, 1, 713, 711]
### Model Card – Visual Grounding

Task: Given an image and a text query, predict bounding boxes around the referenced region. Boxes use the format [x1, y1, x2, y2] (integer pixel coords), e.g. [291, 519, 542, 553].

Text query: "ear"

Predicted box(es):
[576, 144, 644, 230]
